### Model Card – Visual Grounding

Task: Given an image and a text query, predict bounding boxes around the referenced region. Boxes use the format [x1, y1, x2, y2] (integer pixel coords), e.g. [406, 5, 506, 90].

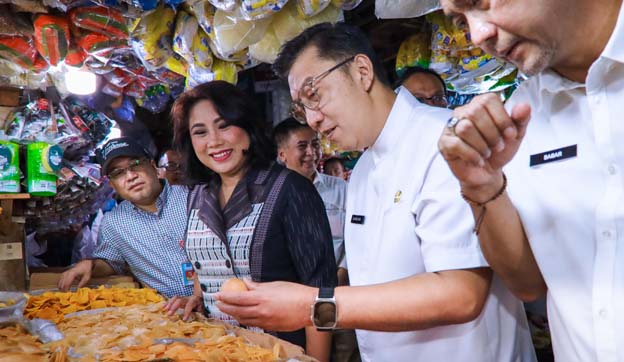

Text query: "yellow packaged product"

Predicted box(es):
[241, 0, 289, 21]
[173, 10, 198, 64]
[395, 32, 432, 77]
[130, 4, 176, 70]
[297, 0, 331, 17]
[249, 25, 280, 64]
[272, 0, 341, 45]
[209, 6, 271, 60]
[192, 28, 214, 69]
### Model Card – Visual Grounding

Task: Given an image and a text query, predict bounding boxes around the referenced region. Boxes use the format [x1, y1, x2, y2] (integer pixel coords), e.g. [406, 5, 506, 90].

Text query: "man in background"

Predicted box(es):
[397, 66, 448, 108]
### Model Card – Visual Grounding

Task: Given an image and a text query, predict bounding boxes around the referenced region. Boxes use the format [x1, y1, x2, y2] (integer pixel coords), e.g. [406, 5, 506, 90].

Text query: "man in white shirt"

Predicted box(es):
[217, 22, 535, 362]
[274, 118, 348, 279]
[274, 118, 357, 362]
[437, 0, 624, 361]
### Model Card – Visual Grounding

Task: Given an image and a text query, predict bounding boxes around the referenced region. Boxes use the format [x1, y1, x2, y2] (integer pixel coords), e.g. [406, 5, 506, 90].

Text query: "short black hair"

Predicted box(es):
[273, 22, 390, 86]
[171, 81, 276, 183]
[273, 118, 313, 147]
[323, 157, 345, 170]
[396, 66, 446, 93]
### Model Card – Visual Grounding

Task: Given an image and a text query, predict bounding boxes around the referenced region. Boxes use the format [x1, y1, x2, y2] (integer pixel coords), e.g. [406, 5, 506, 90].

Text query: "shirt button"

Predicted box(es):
[602, 230, 613, 239]
[225, 259, 232, 269]
[608, 164, 617, 175]
[194, 261, 201, 270]
[599, 308, 608, 318]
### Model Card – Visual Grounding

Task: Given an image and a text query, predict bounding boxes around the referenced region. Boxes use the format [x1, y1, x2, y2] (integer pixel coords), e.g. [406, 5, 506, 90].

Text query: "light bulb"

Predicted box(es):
[65, 70, 96, 95]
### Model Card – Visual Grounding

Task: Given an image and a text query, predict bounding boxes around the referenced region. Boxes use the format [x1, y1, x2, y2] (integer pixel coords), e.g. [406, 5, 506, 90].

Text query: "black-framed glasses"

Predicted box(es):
[290, 56, 356, 124]
[417, 94, 448, 107]
[108, 158, 151, 180]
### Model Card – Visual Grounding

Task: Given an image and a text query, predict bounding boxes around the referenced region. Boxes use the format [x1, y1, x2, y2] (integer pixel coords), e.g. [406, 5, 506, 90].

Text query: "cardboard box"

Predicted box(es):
[0, 87, 21, 107]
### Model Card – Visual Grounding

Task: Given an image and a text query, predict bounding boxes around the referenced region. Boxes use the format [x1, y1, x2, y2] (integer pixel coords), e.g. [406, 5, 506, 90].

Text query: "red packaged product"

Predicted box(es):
[0, 35, 48, 71]
[70, 6, 129, 39]
[65, 45, 88, 68]
[33, 14, 70, 66]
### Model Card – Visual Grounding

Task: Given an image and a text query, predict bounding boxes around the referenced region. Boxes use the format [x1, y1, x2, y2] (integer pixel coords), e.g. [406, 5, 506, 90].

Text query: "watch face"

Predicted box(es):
[314, 301, 337, 328]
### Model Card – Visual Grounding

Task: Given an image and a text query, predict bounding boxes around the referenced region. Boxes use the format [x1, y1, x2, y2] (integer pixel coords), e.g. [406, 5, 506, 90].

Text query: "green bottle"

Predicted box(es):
[26, 142, 63, 197]
[0, 140, 20, 193]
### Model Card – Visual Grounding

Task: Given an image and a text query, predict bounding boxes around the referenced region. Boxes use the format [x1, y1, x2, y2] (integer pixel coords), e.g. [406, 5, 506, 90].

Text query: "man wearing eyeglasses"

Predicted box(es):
[58, 137, 194, 299]
[397, 66, 449, 108]
[216, 22, 535, 362]
[158, 149, 185, 185]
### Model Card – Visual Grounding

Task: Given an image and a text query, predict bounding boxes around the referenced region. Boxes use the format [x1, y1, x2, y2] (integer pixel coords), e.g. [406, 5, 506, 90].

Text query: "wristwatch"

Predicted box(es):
[310, 287, 338, 331]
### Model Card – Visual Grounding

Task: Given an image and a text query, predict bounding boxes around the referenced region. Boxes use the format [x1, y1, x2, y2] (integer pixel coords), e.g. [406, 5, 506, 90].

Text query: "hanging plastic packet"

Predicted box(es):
[331, 0, 362, 10]
[189, 0, 215, 35]
[296, 0, 331, 18]
[212, 58, 238, 84]
[124, 80, 146, 98]
[173, 10, 198, 64]
[33, 14, 70, 66]
[77, 31, 129, 63]
[27, 142, 63, 197]
[135, 84, 171, 113]
[0, 36, 49, 72]
[395, 32, 432, 78]
[249, 25, 279, 64]
[272, 0, 341, 45]
[4, 108, 25, 142]
[207, 0, 236, 11]
[70, 6, 129, 39]
[375, 0, 440, 19]
[129, 0, 158, 11]
[21, 99, 52, 143]
[185, 64, 214, 90]
[241, 0, 289, 21]
[164, 53, 189, 77]
[64, 44, 88, 68]
[0, 139, 20, 193]
[192, 28, 214, 69]
[209, 6, 272, 60]
[130, 4, 176, 70]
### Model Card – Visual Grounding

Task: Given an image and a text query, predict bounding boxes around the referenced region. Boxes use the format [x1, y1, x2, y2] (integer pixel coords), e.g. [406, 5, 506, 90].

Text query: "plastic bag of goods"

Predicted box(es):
[64, 44, 88, 68]
[4, 109, 25, 142]
[193, 28, 214, 69]
[296, 0, 331, 18]
[272, 0, 342, 45]
[212, 58, 238, 83]
[188, 0, 215, 35]
[249, 25, 279, 64]
[395, 32, 432, 78]
[0, 140, 20, 193]
[33, 14, 70, 66]
[209, 6, 271, 60]
[331, 0, 362, 10]
[164, 53, 189, 77]
[207, 0, 236, 11]
[77, 31, 128, 63]
[173, 10, 198, 64]
[375, 0, 440, 19]
[0, 36, 49, 72]
[241, 0, 289, 21]
[135, 84, 171, 113]
[27, 142, 63, 197]
[131, 4, 176, 70]
[69, 6, 129, 39]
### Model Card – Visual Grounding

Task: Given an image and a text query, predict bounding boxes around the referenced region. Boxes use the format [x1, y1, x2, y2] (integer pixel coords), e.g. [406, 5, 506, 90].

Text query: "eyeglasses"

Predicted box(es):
[158, 162, 180, 171]
[417, 94, 448, 107]
[108, 158, 151, 180]
[290, 56, 356, 124]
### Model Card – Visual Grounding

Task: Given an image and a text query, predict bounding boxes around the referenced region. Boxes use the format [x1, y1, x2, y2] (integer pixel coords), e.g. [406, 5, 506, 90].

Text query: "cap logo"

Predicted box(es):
[102, 141, 129, 159]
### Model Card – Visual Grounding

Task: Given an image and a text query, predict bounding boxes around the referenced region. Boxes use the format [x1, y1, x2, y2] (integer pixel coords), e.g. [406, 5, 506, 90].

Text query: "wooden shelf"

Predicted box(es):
[0, 193, 31, 200]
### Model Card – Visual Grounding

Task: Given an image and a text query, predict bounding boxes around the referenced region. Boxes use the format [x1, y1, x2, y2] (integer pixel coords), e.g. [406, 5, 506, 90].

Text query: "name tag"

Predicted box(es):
[350, 215, 365, 224]
[181, 262, 195, 286]
[530, 145, 577, 167]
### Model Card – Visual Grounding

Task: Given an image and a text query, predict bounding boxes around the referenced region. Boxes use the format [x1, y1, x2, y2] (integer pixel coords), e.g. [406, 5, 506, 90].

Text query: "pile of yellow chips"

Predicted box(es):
[0, 324, 47, 362]
[23, 286, 163, 323]
[49, 303, 291, 362]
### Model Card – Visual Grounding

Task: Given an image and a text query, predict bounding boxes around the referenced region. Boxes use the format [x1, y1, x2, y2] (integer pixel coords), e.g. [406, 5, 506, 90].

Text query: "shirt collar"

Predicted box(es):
[540, 70, 585, 94]
[370, 87, 418, 166]
[602, 1, 624, 63]
[312, 171, 323, 186]
[132, 180, 168, 215]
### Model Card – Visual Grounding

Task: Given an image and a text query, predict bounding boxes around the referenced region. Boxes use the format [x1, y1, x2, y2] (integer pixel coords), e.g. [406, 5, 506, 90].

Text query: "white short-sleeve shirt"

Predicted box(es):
[345, 88, 535, 362]
[313, 172, 348, 269]
[503, 5, 624, 361]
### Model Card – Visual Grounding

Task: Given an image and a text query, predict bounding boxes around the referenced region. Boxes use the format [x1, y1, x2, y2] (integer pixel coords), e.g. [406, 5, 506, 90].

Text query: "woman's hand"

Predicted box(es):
[164, 295, 203, 321]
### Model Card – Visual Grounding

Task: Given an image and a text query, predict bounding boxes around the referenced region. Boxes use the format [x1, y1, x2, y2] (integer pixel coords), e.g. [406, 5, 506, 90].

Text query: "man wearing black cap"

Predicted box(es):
[58, 137, 194, 298]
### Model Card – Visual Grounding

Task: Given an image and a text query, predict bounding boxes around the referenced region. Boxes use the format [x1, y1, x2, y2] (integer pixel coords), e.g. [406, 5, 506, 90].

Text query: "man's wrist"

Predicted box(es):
[460, 172, 506, 204]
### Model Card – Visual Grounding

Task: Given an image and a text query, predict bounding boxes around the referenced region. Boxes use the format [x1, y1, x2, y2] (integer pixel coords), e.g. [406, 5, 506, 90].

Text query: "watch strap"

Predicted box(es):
[318, 287, 334, 299]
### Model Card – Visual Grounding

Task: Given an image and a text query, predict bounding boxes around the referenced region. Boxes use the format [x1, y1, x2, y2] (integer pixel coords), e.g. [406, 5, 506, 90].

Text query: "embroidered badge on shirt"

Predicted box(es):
[394, 190, 402, 203]
[530, 145, 577, 167]
[351, 215, 365, 224]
